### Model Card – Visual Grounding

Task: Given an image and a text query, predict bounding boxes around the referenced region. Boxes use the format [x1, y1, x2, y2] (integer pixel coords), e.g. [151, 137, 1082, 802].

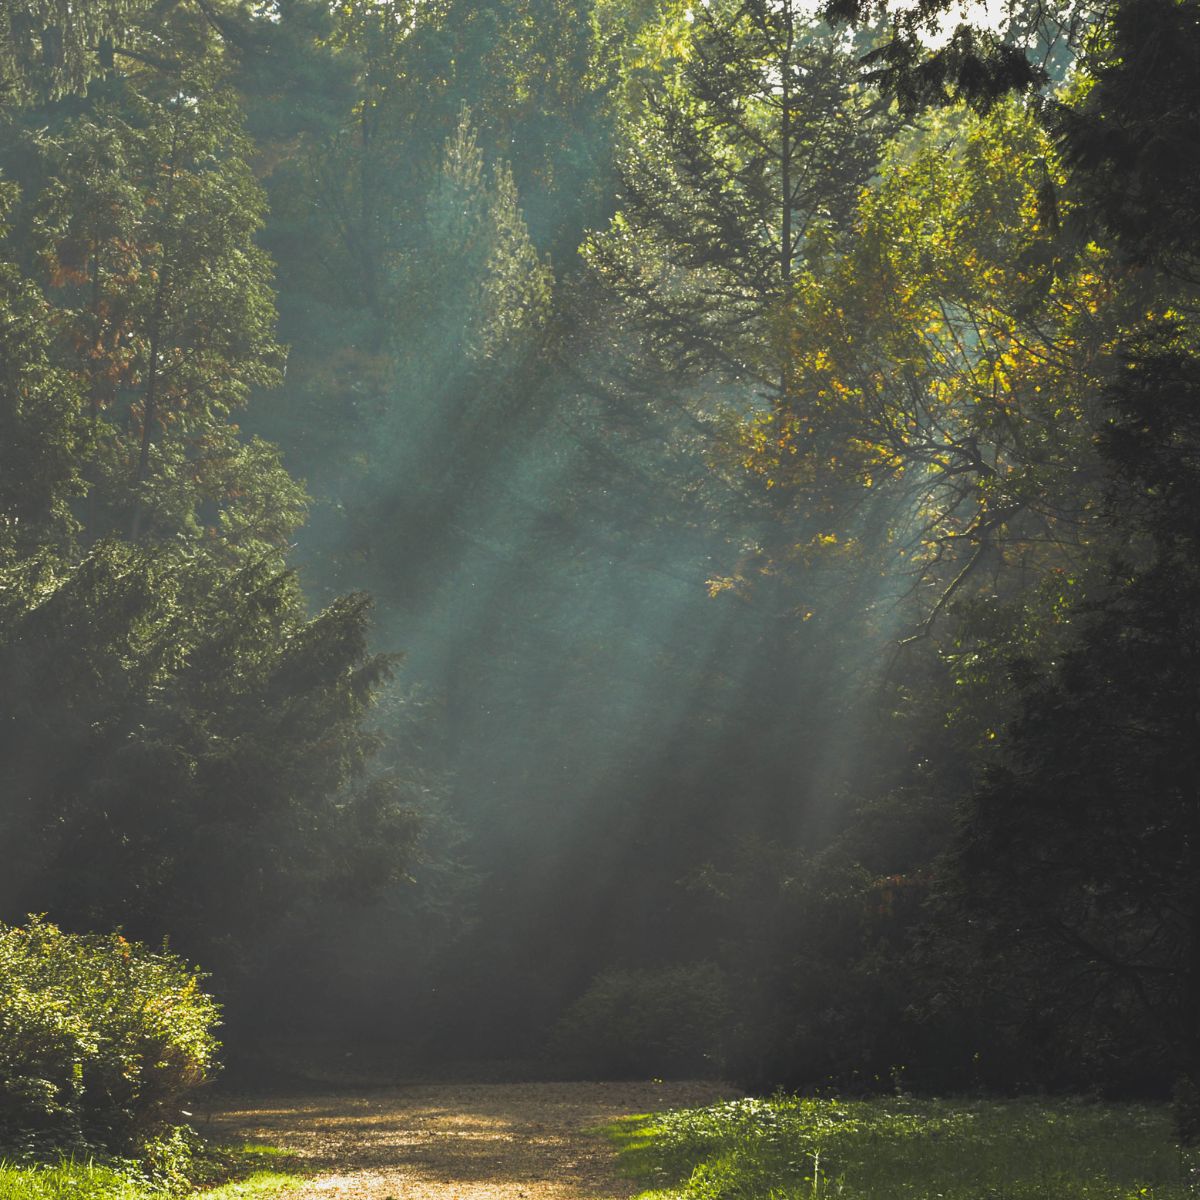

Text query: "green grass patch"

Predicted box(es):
[188, 1140, 304, 1198]
[194, 1169, 299, 1198]
[606, 1095, 1200, 1200]
[0, 1140, 302, 1199]
[0, 1160, 152, 1199]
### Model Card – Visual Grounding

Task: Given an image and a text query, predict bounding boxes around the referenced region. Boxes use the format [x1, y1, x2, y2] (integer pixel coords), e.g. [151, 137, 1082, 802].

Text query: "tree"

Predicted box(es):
[261, 105, 553, 608]
[728, 100, 1128, 636]
[0, 542, 419, 980]
[822, 0, 1092, 112]
[586, 4, 889, 393]
[0, 0, 153, 103]
[1054, 0, 1200, 275]
[0, 0, 340, 107]
[0, 62, 424, 1004]
[0, 184, 83, 557]
[32, 82, 288, 544]
[939, 323, 1200, 1115]
[0, 125, 420, 970]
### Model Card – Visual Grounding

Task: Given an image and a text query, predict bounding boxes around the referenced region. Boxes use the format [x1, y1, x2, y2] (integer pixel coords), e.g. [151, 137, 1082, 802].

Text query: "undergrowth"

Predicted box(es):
[608, 1095, 1200, 1200]
[0, 1138, 301, 1198]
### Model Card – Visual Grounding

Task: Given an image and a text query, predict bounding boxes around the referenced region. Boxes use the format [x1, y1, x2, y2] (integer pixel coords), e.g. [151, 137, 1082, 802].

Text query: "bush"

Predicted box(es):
[0, 916, 219, 1151]
[549, 961, 730, 1079]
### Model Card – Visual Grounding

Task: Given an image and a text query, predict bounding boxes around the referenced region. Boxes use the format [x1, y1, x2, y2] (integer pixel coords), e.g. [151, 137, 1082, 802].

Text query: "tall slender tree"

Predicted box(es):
[586, 5, 889, 393]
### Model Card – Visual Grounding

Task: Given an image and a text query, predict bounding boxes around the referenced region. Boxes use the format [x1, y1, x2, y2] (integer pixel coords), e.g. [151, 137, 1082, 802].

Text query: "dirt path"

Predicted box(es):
[209, 1081, 734, 1200]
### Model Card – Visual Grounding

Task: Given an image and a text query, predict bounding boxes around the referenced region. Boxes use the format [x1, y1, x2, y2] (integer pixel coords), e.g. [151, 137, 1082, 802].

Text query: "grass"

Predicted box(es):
[606, 1094, 1200, 1200]
[0, 1141, 302, 1200]
[189, 1142, 302, 1199]
[0, 1161, 149, 1200]
[193, 1171, 299, 1199]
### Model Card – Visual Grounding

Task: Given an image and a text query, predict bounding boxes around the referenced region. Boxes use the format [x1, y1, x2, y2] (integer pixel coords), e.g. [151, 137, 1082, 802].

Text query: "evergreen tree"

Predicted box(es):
[587, 5, 889, 392]
[1054, 0, 1200, 273]
[33, 82, 288, 544]
[0, 185, 83, 556]
[0, 60, 423, 1000]
[940, 324, 1200, 1115]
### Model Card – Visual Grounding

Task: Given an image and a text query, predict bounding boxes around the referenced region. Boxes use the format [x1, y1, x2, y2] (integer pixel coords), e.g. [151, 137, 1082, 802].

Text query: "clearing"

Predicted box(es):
[208, 1080, 732, 1200]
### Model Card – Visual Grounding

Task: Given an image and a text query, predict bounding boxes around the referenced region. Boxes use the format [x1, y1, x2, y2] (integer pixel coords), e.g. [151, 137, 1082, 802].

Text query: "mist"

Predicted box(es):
[3, 0, 1193, 1112]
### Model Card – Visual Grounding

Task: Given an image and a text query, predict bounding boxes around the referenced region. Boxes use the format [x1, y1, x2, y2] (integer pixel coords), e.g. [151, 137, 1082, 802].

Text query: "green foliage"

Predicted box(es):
[586, 5, 889, 389]
[0, 39, 422, 1000]
[31, 82, 286, 543]
[0, 199, 84, 557]
[0, 917, 218, 1151]
[550, 962, 730, 1078]
[0, 1160, 149, 1200]
[723, 96, 1122, 635]
[0, 544, 419, 968]
[0, 0, 346, 112]
[701, 850, 905, 1088]
[611, 1095, 1200, 1200]
[857, 25, 1048, 114]
[1055, 0, 1200, 269]
[936, 321, 1200, 1108]
[0, 0, 154, 103]
[0, 1140, 302, 1200]
[0, 0, 1196, 1101]
[819, 0, 1080, 112]
[424, 109, 554, 364]
[148, 1135, 301, 1197]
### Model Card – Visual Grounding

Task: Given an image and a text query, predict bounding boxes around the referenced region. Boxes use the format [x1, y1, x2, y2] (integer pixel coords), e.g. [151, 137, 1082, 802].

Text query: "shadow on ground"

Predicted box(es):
[208, 1080, 736, 1200]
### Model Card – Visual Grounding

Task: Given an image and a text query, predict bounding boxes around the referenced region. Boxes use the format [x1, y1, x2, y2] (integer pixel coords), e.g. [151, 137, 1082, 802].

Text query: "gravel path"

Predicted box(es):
[209, 1081, 734, 1200]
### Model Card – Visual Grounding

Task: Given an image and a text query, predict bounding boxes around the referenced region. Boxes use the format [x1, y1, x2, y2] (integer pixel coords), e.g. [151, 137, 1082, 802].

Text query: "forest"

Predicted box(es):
[1, 0, 1200, 1194]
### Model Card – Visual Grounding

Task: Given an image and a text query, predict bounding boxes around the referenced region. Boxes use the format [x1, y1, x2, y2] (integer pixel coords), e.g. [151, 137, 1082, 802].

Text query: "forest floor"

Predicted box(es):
[207, 1081, 735, 1200]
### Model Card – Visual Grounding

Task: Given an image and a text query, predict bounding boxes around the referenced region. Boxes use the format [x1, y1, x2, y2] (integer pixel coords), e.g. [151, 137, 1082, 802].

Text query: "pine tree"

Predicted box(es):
[0, 69, 423, 991]
[33, 82, 288, 544]
[586, 4, 889, 392]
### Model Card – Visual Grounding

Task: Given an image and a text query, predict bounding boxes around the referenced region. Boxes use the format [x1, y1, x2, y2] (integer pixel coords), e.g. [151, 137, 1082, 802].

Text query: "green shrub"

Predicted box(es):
[550, 962, 730, 1079]
[0, 916, 220, 1151]
[610, 1095, 1200, 1200]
